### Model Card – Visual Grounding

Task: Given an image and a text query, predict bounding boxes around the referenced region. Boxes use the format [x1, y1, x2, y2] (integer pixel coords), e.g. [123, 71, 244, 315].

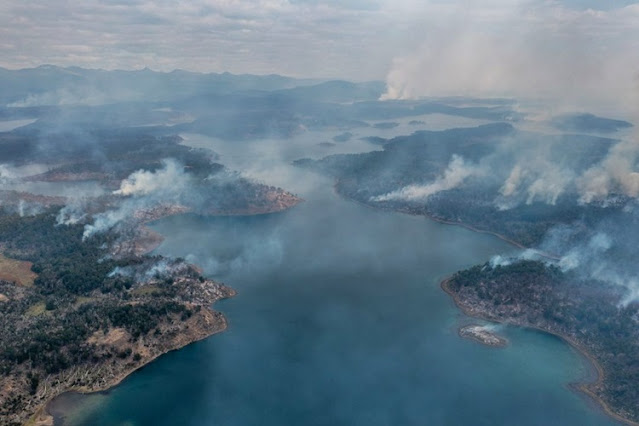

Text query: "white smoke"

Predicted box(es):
[83, 159, 200, 239]
[145, 259, 190, 279]
[525, 167, 574, 205]
[577, 138, 639, 203]
[489, 249, 544, 268]
[114, 159, 190, 197]
[559, 232, 612, 272]
[107, 266, 131, 278]
[380, 2, 639, 111]
[496, 155, 576, 208]
[489, 254, 512, 268]
[500, 165, 524, 198]
[7, 87, 131, 107]
[83, 207, 131, 240]
[108, 259, 190, 282]
[372, 155, 480, 202]
[554, 231, 639, 306]
[55, 198, 91, 226]
[0, 163, 50, 182]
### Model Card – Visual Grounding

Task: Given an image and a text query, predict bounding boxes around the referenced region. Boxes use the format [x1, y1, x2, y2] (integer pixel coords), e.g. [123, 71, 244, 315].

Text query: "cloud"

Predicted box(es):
[0, 0, 391, 79]
[4, 0, 634, 85]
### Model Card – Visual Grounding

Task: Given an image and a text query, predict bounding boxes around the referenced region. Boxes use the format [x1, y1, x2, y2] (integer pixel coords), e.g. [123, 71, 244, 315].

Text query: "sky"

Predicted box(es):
[1, 0, 638, 105]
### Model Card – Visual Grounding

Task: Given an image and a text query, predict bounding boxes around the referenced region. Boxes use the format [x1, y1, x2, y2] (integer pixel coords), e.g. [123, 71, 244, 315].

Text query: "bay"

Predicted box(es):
[51, 171, 617, 425]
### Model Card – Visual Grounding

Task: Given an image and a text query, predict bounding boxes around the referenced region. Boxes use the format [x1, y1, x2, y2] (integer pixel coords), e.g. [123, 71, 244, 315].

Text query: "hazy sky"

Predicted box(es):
[1, 0, 638, 103]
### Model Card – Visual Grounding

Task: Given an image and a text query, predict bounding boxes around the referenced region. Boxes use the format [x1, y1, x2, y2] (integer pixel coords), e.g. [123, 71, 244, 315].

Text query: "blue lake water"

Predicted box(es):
[51, 171, 618, 426]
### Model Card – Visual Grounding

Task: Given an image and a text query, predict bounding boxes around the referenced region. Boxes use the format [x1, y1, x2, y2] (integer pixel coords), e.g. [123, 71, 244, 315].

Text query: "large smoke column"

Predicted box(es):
[577, 136, 639, 203]
[371, 155, 480, 202]
[576, 75, 639, 203]
[379, 1, 639, 207]
[379, 2, 639, 111]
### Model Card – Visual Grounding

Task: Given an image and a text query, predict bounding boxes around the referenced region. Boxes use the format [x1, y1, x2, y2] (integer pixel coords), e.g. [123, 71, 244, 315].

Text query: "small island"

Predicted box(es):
[442, 261, 639, 426]
[458, 324, 507, 347]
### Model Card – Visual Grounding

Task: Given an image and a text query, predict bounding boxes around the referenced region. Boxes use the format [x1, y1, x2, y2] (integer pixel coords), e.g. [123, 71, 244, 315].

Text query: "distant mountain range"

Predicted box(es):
[0, 65, 385, 107]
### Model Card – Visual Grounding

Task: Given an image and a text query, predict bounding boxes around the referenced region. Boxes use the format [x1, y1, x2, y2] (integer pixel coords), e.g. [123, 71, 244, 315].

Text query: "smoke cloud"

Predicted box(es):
[497, 160, 575, 208]
[372, 155, 480, 202]
[380, 2, 639, 111]
[534, 202, 639, 305]
[577, 138, 639, 203]
[82, 159, 194, 240]
[114, 159, 191, 197]
[83, 206, 132, 240]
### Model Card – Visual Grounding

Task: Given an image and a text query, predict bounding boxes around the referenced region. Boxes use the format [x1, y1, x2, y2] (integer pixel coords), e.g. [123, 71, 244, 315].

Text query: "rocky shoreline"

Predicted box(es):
[26, 281, 236, 426]
[441, 278, 639, 426]
[458, 324, 507, 347]
[332, 184, 636, 425]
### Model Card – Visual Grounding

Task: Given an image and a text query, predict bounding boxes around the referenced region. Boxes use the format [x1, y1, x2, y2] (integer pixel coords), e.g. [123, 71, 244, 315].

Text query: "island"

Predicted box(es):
[458, 324, 507, 347]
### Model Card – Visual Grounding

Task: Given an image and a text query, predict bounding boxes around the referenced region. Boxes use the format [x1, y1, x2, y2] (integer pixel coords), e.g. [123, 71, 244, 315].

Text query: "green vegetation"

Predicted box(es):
[447, 261, 639, 423]
[296, 123, 622, 247]
[0, 210, 229, 425]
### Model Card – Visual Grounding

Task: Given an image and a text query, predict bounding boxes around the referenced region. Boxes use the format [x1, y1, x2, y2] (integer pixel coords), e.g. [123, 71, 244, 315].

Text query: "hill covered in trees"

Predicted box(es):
[0, 210, 234, 425]
[444, 260, 639, 424]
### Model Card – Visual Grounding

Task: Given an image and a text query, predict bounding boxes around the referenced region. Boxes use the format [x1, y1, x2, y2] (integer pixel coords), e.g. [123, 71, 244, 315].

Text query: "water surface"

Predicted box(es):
[51, 171, 617, 425]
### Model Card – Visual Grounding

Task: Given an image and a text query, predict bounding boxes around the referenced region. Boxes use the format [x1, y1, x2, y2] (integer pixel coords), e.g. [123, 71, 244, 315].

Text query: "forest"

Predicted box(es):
[446, 260, 639, 423]
[0, 209, 229, 425]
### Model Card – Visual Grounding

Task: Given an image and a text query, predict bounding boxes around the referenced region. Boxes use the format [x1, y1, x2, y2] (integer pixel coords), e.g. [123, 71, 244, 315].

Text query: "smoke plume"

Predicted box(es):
[372, 155, 480, 202]
[577, 138, 639, 203]
[114, 159, 191, 197]
[380, 2, 639, 111]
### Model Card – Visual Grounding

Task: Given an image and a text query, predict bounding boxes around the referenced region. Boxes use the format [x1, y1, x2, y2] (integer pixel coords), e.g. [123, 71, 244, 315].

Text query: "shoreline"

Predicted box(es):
[440, 278, 638, 426]
[331, 183, 632, 424]
[332, 182, 560, 261]
[31, 197, 303, 425]
[458, 324, 508, 348]
[35, 296, 234, 426]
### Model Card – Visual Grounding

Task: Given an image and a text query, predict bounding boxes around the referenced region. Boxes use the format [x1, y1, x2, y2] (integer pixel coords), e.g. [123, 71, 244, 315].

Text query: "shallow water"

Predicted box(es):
[0, 118, 37, 132]
[51, 169, 618, 425]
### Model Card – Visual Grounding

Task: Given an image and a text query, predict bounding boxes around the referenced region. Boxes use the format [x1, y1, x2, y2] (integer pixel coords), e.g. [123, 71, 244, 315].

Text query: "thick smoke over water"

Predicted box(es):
[372, 155, 480, 202]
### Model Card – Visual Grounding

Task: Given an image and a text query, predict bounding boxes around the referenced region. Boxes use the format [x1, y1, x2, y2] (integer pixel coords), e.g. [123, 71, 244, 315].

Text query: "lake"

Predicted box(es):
[50, 164, 617, 425]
